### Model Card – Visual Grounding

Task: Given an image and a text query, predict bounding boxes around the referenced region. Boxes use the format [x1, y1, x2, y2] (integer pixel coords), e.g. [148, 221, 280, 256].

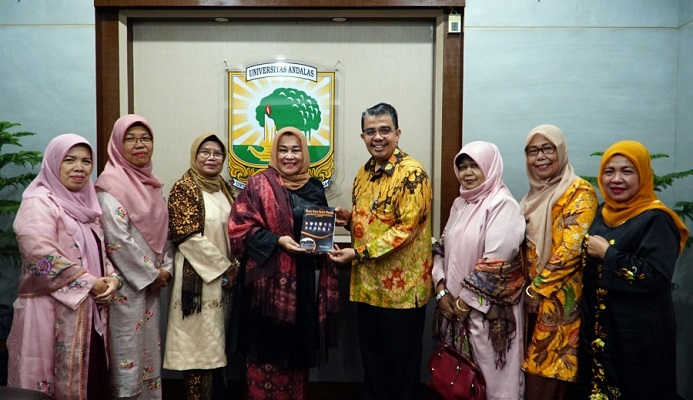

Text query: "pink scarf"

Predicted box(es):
[95, 114, 168, 253]
[21, 134, 106, 334]
[22, 134, 102, 279]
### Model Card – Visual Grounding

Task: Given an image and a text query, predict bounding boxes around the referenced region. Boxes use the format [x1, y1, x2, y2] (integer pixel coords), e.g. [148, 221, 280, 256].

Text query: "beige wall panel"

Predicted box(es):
[132, 21, 434, 215]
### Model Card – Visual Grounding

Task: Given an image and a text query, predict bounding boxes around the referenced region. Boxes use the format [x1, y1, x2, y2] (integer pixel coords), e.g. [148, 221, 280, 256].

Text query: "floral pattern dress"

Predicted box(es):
[98, 191, 173, 399]
[522, 178, 597, 382]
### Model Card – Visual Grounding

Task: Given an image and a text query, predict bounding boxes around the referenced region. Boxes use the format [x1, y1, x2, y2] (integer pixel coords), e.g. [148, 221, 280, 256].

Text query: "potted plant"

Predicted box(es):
[0, 121, 42, 385]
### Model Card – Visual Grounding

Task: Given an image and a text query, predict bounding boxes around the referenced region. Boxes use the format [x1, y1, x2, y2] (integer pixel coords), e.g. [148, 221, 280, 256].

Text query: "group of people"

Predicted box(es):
[4, 102, 688, 400]
[431, 124, 688, 400]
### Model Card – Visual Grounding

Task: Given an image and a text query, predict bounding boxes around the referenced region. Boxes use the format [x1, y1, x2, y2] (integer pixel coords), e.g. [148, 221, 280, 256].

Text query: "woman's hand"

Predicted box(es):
[452, 298, 471, 321]
[222, 260, 240, 288]
[438, 294, 455, 319]
[524, 285, 540, 314]
[93, 276, 119, 304]
[585, 234, 609, 259]
[149, 269, 171, 295]
[278, 236, 307, 254]
[333, 207, 352, 227]
[328, 245, 356, 264]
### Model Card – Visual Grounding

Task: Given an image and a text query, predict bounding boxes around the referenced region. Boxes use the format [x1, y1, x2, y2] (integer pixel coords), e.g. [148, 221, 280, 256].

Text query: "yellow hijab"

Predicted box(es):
[599, 140, 689, 253]
[268, 127, 311, 191]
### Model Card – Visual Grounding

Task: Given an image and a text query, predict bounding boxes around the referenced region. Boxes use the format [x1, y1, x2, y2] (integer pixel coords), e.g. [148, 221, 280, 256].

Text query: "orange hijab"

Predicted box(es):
[268, 127, 311, 190]
[599, 140, 689, 253]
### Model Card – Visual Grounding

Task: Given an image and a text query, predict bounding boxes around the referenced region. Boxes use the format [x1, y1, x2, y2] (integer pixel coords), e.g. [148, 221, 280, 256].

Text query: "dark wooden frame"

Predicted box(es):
[94, 0, 464, 234]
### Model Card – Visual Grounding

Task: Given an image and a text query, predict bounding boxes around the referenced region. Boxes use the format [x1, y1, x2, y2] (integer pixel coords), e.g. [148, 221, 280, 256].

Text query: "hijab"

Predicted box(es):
[22, 134, 102, 278]
[189, 133, 234, 204]
[520, 124, 580, 272]
[268, 126, 310, 190]
[95, 114, 168, 253]
[599, 140, 689, 253]
[443, 141, 515, 294]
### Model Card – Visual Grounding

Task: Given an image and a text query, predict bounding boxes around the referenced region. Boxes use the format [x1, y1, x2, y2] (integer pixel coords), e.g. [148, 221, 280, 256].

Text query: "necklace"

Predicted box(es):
[449, 202, 468, 231]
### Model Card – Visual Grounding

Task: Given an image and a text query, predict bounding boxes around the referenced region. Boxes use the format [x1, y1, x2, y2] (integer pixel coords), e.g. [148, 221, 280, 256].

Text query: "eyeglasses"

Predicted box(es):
[525, 145, 556, 157]
[198, 150, 224, 159]
[123, 135, 153, 146]
[362, 126, 394, 138]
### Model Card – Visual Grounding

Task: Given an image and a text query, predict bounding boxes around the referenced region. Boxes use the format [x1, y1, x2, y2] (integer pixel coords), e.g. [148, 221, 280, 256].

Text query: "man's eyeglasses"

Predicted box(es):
[525, 145, 556, 157]
[198, 150, 224, 159]
[362, 126, 394, 138]
[123, 136, 153, 146]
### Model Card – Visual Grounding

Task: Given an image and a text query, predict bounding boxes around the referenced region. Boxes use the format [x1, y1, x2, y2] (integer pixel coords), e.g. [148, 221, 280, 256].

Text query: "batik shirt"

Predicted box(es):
[522, 178, 597, 382]
[349, 148, 434, 309]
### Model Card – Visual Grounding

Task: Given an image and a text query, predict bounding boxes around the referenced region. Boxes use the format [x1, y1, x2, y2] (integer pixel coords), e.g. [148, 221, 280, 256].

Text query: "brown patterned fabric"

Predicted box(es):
[182, 370, 212, 400]
[228, 167, 340, 341]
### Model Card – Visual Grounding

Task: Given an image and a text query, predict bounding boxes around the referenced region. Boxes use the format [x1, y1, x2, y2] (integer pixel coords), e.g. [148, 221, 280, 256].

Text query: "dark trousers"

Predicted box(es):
[357, 302, 426, 400]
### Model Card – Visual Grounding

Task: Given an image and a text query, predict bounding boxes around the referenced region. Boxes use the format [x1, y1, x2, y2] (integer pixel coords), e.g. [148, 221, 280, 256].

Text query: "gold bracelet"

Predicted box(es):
[525, 286, 537, 299]
[455, 298, 471, 312]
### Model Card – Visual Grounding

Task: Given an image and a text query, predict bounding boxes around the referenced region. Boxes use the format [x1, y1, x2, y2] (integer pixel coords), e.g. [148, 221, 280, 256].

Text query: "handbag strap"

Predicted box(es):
[441, 315, 475, 360]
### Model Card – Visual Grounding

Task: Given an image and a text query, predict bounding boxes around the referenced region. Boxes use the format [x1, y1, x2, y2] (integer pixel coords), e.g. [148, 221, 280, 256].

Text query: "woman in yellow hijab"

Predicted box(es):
[580, 140, 688, 400]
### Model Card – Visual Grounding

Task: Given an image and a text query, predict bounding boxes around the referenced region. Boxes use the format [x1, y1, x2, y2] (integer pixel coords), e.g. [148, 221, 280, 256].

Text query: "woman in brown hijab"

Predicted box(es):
[228, 127, 339, 400]
[164, 134, 237, 400]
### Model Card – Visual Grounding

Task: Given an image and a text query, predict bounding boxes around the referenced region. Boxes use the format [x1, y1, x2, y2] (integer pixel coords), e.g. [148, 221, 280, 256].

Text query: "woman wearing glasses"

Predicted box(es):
[164, 134, 237, 400]
[520, 124, 597, 400]
[96, 114, 173, 399]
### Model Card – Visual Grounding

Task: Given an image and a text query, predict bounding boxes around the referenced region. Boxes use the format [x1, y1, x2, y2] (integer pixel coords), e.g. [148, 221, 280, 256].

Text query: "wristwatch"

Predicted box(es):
[435, 288, 449, 302]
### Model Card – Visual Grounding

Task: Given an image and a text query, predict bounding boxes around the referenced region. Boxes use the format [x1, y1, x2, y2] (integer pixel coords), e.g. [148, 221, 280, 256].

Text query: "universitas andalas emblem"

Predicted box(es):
[227, 61, 335, 189]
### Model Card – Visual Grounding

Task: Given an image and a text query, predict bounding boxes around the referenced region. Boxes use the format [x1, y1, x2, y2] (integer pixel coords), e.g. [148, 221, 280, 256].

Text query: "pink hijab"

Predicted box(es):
[442, 141, 516, 295]
[95, 114, 168, 253]
[21, 133, 102, 279]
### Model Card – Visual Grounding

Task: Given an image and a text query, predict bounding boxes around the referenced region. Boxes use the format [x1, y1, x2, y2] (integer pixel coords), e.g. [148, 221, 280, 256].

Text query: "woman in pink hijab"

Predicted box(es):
[432, 141, 526, 399]
[7, 133, 119, 400]
[95, 114, 172, 399]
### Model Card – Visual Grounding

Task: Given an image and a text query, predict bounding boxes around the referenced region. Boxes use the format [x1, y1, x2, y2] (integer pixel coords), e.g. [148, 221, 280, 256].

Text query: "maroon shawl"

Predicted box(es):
[228, 167, 339, 326]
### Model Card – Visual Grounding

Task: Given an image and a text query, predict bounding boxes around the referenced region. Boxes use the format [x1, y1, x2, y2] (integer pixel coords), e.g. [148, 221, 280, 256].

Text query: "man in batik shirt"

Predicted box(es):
[329, 102, 434, 400]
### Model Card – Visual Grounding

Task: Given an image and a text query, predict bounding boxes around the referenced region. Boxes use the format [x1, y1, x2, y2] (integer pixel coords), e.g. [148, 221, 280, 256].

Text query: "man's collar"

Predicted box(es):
[365, 148, 403, 176]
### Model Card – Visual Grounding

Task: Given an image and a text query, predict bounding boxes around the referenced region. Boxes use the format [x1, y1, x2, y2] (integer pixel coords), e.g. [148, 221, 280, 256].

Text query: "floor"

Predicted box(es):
[162, 379, 442, 399]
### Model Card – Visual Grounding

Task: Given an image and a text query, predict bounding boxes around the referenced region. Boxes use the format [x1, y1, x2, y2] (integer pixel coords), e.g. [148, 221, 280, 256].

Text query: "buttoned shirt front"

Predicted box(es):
[349, 148, 434, 308]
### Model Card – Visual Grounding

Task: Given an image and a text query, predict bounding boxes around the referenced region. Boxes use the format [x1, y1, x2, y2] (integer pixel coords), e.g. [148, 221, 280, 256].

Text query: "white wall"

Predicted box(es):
[463, 0, 692, 396]
[673, 2, 693, 399]
[0, 0, 95, 306]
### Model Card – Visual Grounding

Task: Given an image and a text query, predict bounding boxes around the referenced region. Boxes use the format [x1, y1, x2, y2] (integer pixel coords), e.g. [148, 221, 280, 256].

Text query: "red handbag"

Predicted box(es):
[428, 323, 486, 400]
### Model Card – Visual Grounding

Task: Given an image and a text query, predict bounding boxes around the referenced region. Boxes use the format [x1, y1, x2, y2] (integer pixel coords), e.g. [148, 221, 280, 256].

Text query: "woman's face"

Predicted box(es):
[525, 134, 559, 181]
[59, 144, 93, 192]
[602, 155, 640, 203]
[195, 141, 224, 178]
[276, 134, 304, 176]
[122, 124, 153, 167]
[456, 154, 485, 190]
